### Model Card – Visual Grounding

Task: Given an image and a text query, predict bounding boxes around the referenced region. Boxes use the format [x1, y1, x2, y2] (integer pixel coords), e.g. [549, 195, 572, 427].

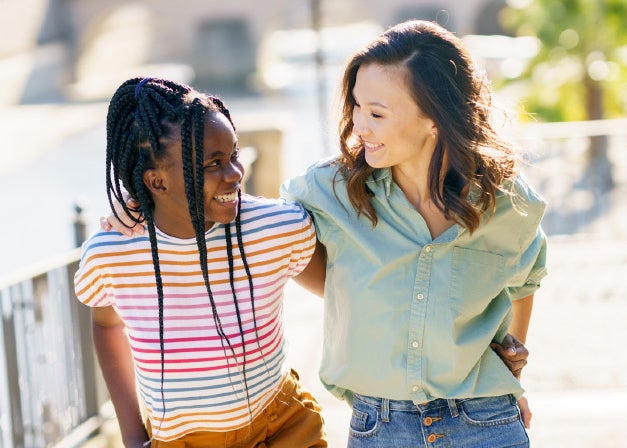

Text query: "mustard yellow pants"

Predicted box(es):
[147, 369, 327, 448]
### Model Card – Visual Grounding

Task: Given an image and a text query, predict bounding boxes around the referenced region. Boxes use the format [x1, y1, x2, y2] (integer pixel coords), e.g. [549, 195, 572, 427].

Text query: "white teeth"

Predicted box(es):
[214, 192, 237, 202]
[364, 142, 383, 150]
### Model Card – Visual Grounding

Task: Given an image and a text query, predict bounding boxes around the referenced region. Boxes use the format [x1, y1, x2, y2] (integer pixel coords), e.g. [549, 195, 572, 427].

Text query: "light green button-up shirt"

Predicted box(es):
[281, 157, 547, 404]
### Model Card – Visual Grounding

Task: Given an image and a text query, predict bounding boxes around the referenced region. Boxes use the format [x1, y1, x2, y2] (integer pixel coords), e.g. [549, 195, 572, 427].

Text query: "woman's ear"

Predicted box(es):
[143, 169, 166, 195]
[431, 122, 438, 138]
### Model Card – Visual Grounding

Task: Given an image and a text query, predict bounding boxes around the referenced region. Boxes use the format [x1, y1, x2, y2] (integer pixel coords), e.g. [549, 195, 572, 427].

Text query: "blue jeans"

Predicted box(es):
[347, 393, 529, 448]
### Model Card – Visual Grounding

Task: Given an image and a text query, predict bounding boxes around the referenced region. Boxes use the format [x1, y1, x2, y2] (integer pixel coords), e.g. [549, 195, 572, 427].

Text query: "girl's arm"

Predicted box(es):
[92, 306, 149, 448]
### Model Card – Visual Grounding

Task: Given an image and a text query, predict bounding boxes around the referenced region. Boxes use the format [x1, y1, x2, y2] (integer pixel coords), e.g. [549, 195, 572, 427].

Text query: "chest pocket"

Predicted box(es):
[450, 247, 505, 316]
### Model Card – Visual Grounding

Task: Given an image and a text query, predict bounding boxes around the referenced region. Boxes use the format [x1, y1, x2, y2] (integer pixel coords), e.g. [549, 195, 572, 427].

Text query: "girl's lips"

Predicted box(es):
[213, 191, 238, 203]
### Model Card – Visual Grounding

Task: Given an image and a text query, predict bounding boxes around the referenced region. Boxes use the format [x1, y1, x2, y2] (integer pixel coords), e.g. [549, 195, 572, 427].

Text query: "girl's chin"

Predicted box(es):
[207, 205, 238, 225]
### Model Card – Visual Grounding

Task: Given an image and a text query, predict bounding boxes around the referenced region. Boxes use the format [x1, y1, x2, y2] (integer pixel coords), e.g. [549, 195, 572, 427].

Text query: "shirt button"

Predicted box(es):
[424, 416, 433, 426]
[412, 386, 419, 392]
[416, 293, 424, 300]
[412, 341, 419, 348]
[424, 245, 432, 253]
[427, 434, 437, 443]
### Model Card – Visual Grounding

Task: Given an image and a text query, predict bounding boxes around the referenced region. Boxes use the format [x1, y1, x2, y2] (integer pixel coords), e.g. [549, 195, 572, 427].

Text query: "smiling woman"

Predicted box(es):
[281, 20, 547, 448]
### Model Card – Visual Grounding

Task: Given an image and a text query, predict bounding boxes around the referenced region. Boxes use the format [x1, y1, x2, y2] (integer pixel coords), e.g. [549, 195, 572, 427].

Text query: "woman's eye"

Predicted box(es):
[204, 160, 219, 169]
[371, 113, 382, 118]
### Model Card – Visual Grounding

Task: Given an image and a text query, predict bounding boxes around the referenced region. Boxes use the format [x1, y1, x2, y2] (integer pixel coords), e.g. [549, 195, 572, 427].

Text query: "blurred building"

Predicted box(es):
[0, 0, 511, 105]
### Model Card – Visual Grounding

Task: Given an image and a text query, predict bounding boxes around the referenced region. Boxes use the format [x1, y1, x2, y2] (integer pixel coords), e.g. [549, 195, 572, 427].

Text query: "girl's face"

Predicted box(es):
[147, 112, 243, 238]
[352, 63, 437, 173]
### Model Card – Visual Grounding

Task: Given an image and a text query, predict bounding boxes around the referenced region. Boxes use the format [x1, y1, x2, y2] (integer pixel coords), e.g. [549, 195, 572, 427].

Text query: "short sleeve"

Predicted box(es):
[506, 226, 548, 300]
[73, 234, 112, 308]
[284, 200, 317, 277]
[504, 175, 549, 299]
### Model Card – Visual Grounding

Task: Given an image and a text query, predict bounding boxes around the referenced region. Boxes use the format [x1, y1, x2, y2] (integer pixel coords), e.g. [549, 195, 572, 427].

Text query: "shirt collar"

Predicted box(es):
[366, 167, 394, 197]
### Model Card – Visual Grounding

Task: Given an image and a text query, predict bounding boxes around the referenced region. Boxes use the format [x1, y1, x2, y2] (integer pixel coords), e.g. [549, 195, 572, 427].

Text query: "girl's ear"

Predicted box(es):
[143, 169, 166, 195]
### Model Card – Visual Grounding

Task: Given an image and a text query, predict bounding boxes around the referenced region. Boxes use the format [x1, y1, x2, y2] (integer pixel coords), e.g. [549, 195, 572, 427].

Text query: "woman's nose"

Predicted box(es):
[352, 110, 369, 137]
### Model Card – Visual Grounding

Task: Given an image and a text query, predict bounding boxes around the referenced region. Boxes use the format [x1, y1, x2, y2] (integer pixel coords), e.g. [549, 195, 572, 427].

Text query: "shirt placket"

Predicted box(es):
[407, 243, 434, 403]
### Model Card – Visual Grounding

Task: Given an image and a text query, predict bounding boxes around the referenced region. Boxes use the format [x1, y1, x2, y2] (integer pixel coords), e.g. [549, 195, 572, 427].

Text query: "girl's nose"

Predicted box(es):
[224, 160, 244, 183]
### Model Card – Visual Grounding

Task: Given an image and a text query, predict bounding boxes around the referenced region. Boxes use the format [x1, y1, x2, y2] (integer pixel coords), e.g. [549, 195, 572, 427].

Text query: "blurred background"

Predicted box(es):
[0, 0, 626, 447]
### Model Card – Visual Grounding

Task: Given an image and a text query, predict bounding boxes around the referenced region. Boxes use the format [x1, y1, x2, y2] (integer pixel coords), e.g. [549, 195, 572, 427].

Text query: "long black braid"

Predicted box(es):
[105, 77, 264, 434]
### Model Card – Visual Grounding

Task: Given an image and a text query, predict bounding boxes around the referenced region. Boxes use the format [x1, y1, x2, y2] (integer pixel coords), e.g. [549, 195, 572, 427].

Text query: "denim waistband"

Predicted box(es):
[352, 393, 473, 420]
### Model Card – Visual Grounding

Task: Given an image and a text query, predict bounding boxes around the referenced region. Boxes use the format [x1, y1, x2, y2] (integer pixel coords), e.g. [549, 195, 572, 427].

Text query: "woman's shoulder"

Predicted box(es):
[301, 155, 343, 182]
[493, 173, 546, 225]
[500, 174, 546, 207]
[240, 193, 308, 216]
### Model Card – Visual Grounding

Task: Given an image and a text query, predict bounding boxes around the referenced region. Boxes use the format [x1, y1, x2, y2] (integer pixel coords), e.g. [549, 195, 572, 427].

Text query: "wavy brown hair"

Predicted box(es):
[337, 20, 518, 232]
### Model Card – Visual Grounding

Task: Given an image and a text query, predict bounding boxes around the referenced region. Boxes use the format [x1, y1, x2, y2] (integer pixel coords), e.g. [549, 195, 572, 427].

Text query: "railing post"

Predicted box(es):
[73, 202, 87, 248]
[2, 295, 24, 448]
[66, 259, 102, 418]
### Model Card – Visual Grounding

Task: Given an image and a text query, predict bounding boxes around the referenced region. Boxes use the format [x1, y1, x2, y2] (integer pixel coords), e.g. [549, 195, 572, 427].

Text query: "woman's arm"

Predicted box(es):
[491, 294, 535, 428]
[292, 239, 327, 298]
[92, 306, 149, 447]
[509, 294, 534, 344]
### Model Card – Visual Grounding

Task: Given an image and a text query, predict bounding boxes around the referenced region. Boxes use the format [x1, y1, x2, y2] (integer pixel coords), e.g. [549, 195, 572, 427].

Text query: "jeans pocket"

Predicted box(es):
[349, 398, 381, 437]
[459, 395, 521, 427]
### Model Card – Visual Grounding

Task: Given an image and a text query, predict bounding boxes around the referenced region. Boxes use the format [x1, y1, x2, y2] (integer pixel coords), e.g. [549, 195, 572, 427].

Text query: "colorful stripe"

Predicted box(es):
[74, 196, 315, 440]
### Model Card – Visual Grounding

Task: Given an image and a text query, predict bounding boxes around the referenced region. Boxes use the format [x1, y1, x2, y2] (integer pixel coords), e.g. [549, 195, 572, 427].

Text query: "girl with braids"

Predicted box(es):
[74, 77, 327, 447]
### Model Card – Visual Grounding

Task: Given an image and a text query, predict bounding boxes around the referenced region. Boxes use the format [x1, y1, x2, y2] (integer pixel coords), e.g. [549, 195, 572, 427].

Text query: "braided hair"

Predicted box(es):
[105, 77, 263, 433]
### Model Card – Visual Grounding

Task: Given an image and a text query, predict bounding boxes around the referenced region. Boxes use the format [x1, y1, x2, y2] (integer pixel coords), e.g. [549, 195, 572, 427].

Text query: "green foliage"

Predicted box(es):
[500, 0, 627, 122]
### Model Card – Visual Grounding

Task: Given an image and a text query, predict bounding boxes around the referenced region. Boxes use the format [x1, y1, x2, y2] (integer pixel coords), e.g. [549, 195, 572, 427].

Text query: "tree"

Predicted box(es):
[501, 0, 627, 191]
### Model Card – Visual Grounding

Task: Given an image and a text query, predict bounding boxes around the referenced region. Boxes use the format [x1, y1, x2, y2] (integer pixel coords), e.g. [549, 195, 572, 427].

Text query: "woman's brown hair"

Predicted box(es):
[337, 20, 518, 232]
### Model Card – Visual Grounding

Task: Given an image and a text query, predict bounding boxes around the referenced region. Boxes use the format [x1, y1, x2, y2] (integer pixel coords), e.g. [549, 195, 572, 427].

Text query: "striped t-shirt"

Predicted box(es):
[74, 195, 316, 441]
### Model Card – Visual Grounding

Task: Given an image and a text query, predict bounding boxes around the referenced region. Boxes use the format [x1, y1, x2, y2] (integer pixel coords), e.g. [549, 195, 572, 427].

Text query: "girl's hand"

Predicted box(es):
[491, 333, 528, 379]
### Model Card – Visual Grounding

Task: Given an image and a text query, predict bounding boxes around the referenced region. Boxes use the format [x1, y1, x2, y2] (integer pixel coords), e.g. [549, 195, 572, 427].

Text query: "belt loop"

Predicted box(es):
[447, 399, 459, 418]
[381, 398, 390, 423]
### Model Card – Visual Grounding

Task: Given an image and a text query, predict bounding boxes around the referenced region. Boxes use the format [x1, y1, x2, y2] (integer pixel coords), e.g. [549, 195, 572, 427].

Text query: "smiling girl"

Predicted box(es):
[74, 78, 327, 448]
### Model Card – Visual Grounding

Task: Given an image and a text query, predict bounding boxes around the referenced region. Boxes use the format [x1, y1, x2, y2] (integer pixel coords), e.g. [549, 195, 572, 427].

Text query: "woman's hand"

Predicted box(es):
[101, 196, 145, 237]
[517, 396, 532, 428]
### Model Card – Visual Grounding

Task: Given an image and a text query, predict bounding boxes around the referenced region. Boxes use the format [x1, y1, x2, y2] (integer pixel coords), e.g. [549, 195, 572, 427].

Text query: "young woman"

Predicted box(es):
[281, 20, 546, 447]
[75, 77, 327, 447]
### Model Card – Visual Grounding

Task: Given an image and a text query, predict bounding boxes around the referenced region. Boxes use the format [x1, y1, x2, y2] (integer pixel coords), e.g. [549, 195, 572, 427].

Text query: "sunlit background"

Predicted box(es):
[0, 0, 626, 447]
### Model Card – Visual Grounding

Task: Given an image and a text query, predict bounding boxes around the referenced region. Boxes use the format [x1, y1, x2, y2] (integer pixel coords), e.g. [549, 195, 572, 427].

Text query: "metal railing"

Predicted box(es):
[0, 249, 108, 448]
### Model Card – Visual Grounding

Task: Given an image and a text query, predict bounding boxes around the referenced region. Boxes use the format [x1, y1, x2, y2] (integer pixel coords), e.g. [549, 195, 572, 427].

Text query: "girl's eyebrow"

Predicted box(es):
[204, 142, 238, 159]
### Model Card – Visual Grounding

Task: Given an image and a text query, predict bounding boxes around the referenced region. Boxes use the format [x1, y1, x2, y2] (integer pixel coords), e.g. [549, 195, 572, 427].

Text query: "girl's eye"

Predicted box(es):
[204, 160, 219, 169]
[371, 112, 382, 118]
[231, 150, 240, 161]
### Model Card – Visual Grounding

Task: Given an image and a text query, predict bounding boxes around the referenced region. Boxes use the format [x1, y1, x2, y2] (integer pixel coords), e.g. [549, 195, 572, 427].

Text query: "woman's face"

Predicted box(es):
[352, 63, 437, 172]
[147, 112, 243, 238]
